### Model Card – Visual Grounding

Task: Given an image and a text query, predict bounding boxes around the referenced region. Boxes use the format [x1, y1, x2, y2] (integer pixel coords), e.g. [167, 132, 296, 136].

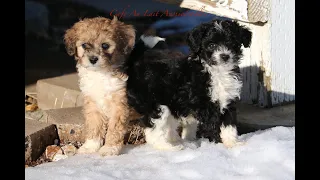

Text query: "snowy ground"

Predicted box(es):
[25, 126, 295, 180]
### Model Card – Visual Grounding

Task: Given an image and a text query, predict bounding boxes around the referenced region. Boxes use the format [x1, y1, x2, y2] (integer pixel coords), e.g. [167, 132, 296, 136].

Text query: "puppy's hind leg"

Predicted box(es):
[145, 105, 184, 151]
[78, 97, 105, 154]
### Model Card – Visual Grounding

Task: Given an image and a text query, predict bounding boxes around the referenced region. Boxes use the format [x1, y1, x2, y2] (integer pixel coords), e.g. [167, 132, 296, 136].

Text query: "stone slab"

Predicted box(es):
[43, 107, 85, 143]
[42, 107, 145, 144]
[40, 103, 295, 143]
[36, 73, 83, 110]
[237, 103, 295, 134]
[25, 119, 58, 162]
[25, 83, 37, 99]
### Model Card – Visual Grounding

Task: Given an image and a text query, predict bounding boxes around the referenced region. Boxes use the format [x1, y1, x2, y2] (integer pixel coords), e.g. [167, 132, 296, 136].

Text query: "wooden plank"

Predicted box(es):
[156, 0, 270, 23]
[247, 0, 270, 23]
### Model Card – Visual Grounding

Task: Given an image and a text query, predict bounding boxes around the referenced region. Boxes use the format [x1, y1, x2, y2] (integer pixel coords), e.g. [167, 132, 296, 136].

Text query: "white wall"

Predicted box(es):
[239, 0, 295, 107]
[270, 0, 295, 105]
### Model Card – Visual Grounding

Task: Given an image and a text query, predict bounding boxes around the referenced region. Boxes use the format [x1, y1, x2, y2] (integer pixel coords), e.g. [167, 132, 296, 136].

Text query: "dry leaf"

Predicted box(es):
[45, 145, 63, 161]
[25, 104, 38, 111]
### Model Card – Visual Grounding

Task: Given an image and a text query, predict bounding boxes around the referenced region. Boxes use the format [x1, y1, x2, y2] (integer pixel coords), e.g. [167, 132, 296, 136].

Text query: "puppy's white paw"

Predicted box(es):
[159, 105, 170, 120]
[77, 139, 101, 154]
[98, 145, 122, 156]
[220, 124, 241, 148]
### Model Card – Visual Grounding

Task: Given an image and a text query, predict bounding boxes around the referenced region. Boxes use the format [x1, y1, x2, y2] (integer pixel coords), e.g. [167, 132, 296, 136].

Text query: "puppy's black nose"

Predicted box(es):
[220, 54, 230, 61]
[89, 56, 98, 64]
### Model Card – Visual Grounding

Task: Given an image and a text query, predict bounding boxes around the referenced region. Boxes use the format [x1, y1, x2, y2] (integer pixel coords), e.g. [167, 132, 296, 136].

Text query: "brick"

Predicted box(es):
[25, 119, 58, 162]
[36, 73, 83, 110]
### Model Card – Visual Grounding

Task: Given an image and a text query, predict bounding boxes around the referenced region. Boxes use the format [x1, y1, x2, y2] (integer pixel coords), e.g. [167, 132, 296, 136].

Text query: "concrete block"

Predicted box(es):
[43, 107, 85, 143]
[40, 103, 295, 143]
[42, 107, 145, 144]
[36, 73, 83, 110]
[25, 83, 37, 99]
[25, 119, 58, 162]
[237, 103, 295, 134]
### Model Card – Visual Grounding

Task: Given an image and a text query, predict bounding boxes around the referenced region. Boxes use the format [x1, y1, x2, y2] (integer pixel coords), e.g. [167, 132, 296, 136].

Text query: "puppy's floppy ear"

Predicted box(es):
[225, 20, 252, 48]
[64, 27, 77, 56]
[116, 19, 136, 55]
[186, 23, 207, 53]
[111, 15, 118, 25]
[123, 26, 136, 54]
[239, 25, 252, 48]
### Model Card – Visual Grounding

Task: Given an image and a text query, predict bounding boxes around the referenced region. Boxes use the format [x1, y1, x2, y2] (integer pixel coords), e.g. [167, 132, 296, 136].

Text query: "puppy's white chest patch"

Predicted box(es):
[204, 64, 242, 113]
[77, 66, 126, 112]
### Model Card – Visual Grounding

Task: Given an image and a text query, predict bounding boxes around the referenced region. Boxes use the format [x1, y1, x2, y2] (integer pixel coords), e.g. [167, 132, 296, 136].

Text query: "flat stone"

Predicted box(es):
[25, 83, 37, 99]
[42, 107, 145, 144]
[43, 107, 85, 143]
[36, 73, 83, 110]
[237, 103, 295, 134]
[25, 119, 58, 162]
[44, 107, 85, 125]
[25, 109, 47, 122]
[39, 103, 295, 144]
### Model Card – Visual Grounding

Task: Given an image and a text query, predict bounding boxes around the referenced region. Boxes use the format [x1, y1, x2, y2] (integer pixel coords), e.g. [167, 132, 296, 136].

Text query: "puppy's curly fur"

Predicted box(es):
[64, 17, 141, 156]
[126, 20, 252, 149]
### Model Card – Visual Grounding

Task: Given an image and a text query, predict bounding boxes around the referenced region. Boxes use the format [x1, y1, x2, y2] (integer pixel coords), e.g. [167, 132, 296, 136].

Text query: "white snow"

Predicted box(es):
[25, 126, 295, 180]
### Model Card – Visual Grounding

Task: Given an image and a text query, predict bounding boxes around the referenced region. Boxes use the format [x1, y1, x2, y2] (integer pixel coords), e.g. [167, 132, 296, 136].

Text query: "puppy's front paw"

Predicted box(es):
[77, 139, 101, 154]
[99, 145, 122, 156]
[159, 105, 171, 120]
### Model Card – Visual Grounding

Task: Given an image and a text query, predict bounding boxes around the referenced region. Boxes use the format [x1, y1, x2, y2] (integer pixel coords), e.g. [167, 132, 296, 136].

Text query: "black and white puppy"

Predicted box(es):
[126, 20, 252, 150]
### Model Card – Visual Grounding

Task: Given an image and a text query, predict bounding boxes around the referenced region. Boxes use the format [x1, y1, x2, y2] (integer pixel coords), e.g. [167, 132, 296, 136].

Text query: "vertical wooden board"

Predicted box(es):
[238, 21, 271, 107]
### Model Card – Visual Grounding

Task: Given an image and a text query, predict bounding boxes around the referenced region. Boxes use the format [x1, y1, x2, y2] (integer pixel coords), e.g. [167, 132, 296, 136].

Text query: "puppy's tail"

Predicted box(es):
[140, 35, 167, 49]
[125, 34, 168, 72]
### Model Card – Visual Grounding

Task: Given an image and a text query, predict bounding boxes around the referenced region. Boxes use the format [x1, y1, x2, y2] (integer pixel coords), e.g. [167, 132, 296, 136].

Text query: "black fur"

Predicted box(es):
[126, 20, 252, 142]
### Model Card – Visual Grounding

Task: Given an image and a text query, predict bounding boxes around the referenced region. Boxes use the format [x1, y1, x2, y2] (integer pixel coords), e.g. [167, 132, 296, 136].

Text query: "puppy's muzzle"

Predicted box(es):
[220, 54, 230, 61]
[89, 56, 99, 64]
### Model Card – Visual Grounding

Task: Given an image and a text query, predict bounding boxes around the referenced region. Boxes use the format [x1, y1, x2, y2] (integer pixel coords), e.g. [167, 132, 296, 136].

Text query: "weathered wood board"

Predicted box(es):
[156, 0, 270, 23]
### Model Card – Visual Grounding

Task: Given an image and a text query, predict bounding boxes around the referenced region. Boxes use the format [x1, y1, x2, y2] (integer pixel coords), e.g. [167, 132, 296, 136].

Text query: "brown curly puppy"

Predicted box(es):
[64, 16, 140, 156]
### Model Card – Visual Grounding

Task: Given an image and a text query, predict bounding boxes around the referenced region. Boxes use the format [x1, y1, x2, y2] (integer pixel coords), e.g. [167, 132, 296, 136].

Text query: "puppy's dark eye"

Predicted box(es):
[208, 43, 216, 50]
[102, 43, 110, 50]
[82, 43, 89, 49]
